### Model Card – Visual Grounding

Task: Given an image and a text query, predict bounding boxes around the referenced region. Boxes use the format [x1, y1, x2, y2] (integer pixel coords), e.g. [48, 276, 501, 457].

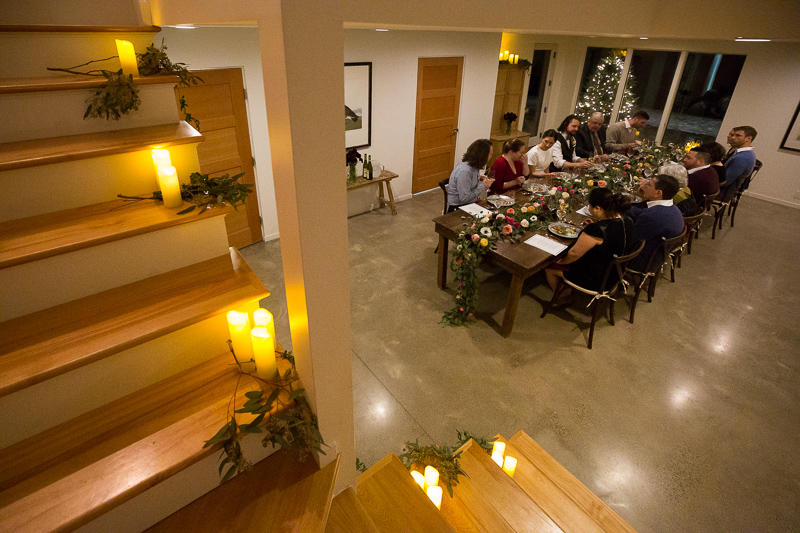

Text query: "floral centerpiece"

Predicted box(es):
[346, 148, 362, 183]
[503, 112, 517, 135]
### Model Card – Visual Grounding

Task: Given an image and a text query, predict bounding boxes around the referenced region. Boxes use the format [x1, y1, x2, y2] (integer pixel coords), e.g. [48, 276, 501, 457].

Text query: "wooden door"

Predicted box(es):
[492, 64, 526, 134]
[412, 57, 463, 194]
[175, 68, 262, 249]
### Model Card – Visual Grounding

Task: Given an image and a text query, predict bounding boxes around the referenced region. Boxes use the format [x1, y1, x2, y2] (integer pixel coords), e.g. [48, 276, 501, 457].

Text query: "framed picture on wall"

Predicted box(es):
[344, 62, 372, 150]
[780, 99, 800, 153]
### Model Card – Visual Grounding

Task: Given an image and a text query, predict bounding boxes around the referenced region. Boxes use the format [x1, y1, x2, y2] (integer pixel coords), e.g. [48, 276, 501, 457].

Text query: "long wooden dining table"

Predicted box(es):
[434, 190, 582, 337]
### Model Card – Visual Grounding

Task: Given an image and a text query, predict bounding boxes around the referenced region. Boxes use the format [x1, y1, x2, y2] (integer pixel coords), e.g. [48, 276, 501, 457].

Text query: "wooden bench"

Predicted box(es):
[346, 170, 399, 215]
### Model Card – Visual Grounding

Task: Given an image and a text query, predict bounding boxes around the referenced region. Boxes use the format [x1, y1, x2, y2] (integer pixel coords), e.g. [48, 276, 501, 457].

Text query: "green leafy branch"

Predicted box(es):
[176, 171, 253, 215]
[400, 440, 466, 498]
[84, 70, 141, 120]
[203, 343, 326, 483]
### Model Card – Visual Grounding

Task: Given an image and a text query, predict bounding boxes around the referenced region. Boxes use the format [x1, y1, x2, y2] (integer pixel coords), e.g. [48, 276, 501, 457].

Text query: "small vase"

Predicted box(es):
[505, 122, 512, 135]
[348, 163, 357, 183]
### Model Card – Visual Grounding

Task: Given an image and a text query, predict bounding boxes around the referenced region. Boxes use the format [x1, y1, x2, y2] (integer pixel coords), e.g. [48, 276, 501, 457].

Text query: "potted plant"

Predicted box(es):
[503, 112, 517, 135]
[346, 148, 362, 183]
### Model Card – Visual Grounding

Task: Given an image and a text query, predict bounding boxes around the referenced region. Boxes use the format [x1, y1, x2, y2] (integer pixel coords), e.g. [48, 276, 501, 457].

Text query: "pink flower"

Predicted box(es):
[468, 313, 474, 317]
[583, 188, 589, 193]
[502, 224, 513, 234]
[513, 222, 521, 227]
[459, 307, 464, 312]
[597, 180, 607, 187]
[569, 189, 574, 194]
[496, 214, 506, 221]
[506, 208, 515, 214]
[559, 198, 565, 204]
[506, 216, 515, 223]
[533, 202, 540, 208]
[472, 234, 480, 242]
[557, 186, 563, 191]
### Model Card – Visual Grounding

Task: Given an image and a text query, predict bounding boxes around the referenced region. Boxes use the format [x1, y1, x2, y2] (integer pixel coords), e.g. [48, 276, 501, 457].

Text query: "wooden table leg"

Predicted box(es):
[377, 181, 386, 208]
[384, 180, 398, 215]
[501, 275, 525, 337]
[437, 235, 448, 289]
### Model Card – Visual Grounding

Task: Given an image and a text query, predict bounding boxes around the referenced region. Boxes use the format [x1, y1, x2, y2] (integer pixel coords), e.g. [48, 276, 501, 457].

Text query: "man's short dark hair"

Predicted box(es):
[733, 125, 758, 141]
[557, 114, 579, 133]
[653, 174, 680, 200]
[697, 142, 726, 163]
[633, 110, 650, 120]
[690, 150, 710, 164]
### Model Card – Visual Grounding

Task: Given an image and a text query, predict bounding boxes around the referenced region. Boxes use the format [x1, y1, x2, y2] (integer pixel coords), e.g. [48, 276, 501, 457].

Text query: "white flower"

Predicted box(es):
[529, 215, 537, 222]
[457, 244, 462, 250]
[520, 219, 529, 228]
[480, 227, 492, 237]
[480, 217, 490, 223]
[520, 206, 528, 212]
[549, 188, 557, 195]
[562, 192, 570, 199]
[496, 214, 506, 220]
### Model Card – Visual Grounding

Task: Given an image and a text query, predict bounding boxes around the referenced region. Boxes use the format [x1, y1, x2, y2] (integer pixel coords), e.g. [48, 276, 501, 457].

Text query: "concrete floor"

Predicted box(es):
[241, 190, 800, 532]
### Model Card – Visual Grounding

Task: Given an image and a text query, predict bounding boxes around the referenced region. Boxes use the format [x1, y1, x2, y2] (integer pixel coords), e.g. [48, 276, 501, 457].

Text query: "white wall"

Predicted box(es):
[160, 26, 280, 239]
[343, 29, 501, 215]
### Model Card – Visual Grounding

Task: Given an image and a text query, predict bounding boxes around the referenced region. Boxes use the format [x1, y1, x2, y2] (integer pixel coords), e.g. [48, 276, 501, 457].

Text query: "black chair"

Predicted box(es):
[682, 212, 704, 257]
[624, 231, 687, 324]
[540, 240, 645, 349]
[729, 159, 762, 228]
[433, 178, 450, 254]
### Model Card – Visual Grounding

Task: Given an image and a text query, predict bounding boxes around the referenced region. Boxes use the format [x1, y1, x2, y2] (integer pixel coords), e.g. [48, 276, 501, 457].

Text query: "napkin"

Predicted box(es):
[458, 203, 491, 218]
[525, 234, 569, 256]
[576, 205, 591, 216]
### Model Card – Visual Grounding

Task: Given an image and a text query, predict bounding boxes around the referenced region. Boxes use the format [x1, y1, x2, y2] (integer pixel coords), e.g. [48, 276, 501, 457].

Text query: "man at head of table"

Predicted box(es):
[718, 125, 757, 203]
[605, 110, 649, 154]
[627, 173, 685, 272]
[575, 111, 609, 162]
[549, 114, 594, 173]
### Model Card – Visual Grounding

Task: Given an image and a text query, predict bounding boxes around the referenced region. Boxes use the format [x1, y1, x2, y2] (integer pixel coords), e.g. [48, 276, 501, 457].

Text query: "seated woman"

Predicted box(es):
[658, 163, 697, 216]
[698, 141, 727, 184]
[489, 138, 530, 194]
[525, 129, 559, 179]
[446, 139, 495, 210]
[545, 188, 636, 300]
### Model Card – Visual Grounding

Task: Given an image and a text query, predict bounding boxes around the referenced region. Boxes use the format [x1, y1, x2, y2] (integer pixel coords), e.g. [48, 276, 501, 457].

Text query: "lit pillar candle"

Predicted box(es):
[253, 308, 275, 343]
[503, 50, 510, 61]
[151, 148, 171, 167]
[423, 465, 439, 488]
[514, 55, 519, 64]
[499, 51, 504, 61]
[502, 456, 517, 478]
[492, 441, 506, 455]
[492, 450, 504, 467]
[410, 470, 425, 490]
[426, 485, 443, 509]
[115, 39, 139, 77]
[251, 326, 277, 379]
[156, 165, 183, 208]
[227, 311, 254, 363]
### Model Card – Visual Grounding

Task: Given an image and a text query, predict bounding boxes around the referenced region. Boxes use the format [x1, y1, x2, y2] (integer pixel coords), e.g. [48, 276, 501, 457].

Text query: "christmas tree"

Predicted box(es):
[575, 51, 637, 122]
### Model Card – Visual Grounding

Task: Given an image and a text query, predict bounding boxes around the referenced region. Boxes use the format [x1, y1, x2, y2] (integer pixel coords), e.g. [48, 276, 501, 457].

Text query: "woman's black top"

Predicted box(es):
[564, 216, 636, 291]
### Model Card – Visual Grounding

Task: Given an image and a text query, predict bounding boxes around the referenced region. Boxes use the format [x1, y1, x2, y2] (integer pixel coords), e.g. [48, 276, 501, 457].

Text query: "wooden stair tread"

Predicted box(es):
[0, 25, 162, 33]
[0, 196, 231, 269]
[326, 487, 379, 533]
[0, 121, 203, 172]
[0, 74, 179, 95]
[0, 247, 269, 398]
[456, 439, 563, 532]
[0, 350, 293, 532]
[508, 431, 637, 533]
[357, 453, 455, 533]
[148, 451, 340, 533]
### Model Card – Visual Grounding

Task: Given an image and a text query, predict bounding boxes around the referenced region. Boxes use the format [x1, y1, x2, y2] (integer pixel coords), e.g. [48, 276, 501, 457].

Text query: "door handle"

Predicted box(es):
[452, 128, 459, 134]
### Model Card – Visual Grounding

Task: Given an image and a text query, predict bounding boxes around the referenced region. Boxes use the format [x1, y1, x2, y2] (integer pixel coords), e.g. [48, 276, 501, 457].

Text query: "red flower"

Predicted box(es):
[597, 180, 608, 188]
[506, 208, 515, 214]
[513, 222, 521, 228]
[459, 307, 464, 312]
[506, 216, 515, 223]
[502, 224, 513, 234]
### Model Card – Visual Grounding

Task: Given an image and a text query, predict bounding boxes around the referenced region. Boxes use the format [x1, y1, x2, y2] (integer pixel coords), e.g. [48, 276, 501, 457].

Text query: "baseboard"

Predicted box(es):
[744, 191, 800, 209]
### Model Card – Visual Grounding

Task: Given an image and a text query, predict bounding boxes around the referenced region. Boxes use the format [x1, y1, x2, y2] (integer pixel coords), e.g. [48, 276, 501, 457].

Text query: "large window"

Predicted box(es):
[621, 50, 681, 141]
[574, 47, 627, 124]
[662, 53, 746, 145]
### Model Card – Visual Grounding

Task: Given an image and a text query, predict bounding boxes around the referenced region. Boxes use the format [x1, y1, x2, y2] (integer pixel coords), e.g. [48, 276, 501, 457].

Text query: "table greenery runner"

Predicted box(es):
[441, 141, 688, 326]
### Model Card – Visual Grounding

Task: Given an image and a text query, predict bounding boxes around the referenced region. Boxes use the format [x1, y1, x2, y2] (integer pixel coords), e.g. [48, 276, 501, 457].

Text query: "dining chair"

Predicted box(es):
[433, 178, 450, 254]
[624, 231, 687, 324]
[540, 240, 645, 350]
[728, 159, 762, 228]
[682, 212, 704, 257]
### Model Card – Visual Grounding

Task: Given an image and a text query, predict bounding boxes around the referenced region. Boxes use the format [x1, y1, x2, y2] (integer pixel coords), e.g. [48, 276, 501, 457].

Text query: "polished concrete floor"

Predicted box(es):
[241, 191, 800, 532]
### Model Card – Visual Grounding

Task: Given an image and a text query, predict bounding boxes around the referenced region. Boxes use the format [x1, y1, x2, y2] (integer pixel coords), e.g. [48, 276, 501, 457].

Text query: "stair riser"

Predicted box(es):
[76, 434, 277, 533]
[0, 215, 230, 321]
[0, 143, 201, 223]
[0, 308, 261, 449]
[0, 32, 159, 79]
[0, 85, 180, 143]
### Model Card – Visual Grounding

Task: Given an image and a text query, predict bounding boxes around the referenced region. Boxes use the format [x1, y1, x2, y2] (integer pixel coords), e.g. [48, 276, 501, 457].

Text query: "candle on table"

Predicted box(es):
[151, 148, 171, 167]
[410, 470, 425, 490]
[502, 456, 517, 478]
[156, 165, 183, 208]
[251, 326, 277, 379]
[115, 39, 139, 77]
[503, 50, 510, 61]
[423, 465, 439, 488]
[426, 485, 443, 509]
[253, 308, 275, 342]
[227, 311, 254, 363]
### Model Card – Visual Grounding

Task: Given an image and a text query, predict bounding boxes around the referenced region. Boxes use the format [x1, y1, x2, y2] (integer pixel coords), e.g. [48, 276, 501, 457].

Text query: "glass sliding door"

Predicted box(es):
[574, 47, 627, 124]
[662, 53, 746, 145]
[620, 50, 681, 141]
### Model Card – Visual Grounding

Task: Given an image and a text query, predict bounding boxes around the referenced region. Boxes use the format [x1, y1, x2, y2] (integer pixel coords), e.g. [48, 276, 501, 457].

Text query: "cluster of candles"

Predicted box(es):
[500, 50, 520, 64]
[409, 465, 444, 510]
[491, 441, 517, 478]
[151, 149, 183, 208]
[227, 308, 278, 380]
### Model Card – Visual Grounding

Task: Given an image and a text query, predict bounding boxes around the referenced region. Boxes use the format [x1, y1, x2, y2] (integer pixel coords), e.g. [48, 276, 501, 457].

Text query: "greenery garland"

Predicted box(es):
[441, 141, 689, 327]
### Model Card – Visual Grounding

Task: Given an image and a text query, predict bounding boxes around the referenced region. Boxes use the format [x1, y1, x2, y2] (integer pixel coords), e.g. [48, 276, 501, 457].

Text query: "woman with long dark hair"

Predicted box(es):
[446, 139, 495, 209]
[489, 138, 530, 194]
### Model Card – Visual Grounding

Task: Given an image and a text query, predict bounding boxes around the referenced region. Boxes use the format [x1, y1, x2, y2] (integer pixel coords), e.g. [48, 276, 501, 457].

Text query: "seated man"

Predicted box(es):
[718, 125, 757, 203]
[549, 114, 594, 173]
[575, 111, 608, 160]
[683, 148, 720, 208]
[605, 110, 649, 154]
[627, 174, 685, 272]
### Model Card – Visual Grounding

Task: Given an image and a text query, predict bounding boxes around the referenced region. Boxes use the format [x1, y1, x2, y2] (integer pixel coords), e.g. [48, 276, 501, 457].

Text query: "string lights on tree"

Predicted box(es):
[575, 51, 637, 122]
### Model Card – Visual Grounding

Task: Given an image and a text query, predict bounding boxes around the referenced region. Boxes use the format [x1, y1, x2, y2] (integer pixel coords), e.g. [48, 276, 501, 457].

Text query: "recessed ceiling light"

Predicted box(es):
[175, 24, 196, 29]
[640, 37, 648, 40]
[735, 38, 771, 42]
[375, 28, 389, 32]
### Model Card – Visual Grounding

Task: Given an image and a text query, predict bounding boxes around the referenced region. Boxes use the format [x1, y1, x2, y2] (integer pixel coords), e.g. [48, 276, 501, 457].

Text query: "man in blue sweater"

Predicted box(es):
[719, 126, 757, 202]
[628, 174, 685, 272]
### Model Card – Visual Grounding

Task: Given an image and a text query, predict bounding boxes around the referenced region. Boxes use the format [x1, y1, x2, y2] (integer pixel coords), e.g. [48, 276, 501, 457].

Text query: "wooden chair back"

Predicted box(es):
[697, 191, 717, 215]
[439, 178, 450, 215]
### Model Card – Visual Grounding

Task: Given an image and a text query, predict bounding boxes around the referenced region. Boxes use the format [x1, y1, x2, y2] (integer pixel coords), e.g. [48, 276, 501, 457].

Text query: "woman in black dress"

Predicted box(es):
[545, 188, 636, 300]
